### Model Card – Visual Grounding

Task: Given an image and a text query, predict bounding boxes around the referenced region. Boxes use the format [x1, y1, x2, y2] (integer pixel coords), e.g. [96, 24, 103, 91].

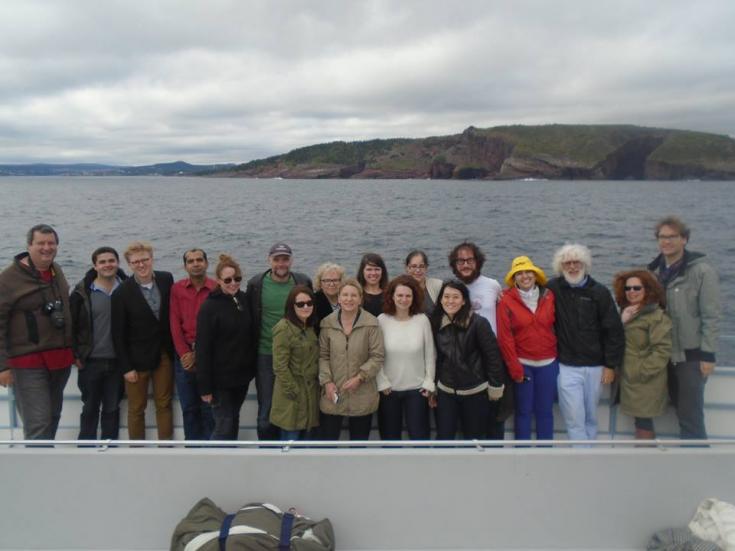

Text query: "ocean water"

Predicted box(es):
[1, 176, 732, 361]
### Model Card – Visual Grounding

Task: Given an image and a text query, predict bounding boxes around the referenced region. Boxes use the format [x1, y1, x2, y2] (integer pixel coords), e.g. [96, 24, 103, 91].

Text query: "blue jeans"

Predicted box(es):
[210, 385, 249, 440]
[514, 360, 559, 440]
[668, 360, 707, 439]
[255, 354, 279, 440]
[377, 389, 430, 440]
[280, 429, 307, 440]
[174, 357, 214, 440]
[557, 364, 603, 444]
[12, 366, 71, 440]
[77, 358, 123, 440]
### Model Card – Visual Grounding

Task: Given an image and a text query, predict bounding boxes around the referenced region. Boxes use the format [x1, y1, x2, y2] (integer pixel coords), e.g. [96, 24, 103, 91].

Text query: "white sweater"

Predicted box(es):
[376, 313, 436, 393]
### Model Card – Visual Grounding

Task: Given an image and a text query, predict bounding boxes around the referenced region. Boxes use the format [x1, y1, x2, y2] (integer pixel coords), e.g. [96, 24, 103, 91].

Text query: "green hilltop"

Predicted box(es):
[216, 124, 735, 180]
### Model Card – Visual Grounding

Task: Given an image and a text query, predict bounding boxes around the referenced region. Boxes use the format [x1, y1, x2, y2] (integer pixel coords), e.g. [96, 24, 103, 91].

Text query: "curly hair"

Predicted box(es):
[551, 243, 591, 276]
[612, 269, 666, 309]
[448, 241, 486, 275]
[383, 275, 424, 316]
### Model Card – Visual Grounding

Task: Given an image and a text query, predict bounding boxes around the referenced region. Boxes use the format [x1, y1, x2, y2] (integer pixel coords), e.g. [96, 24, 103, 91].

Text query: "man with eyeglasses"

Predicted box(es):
[111, 241, 175, 440]
[169, 249, 216, 440]
[0, 224, 73, 440]
[246, 243, 312, 440]
[448, 241, 507, 438]
[547, 243, 624, 445]
[648, 216, 720, 440]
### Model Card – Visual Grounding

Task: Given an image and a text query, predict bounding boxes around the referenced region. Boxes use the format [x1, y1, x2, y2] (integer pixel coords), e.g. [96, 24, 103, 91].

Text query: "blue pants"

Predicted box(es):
[557, 364, 603, 444]
[514, 360, 559, 440]
[255, 354, 280, 440]
[77, 358, 123, 440]
[377, 389, 430, 440]
[13, 366, 71, 440]
[210, 385, 249, 441]
[174, 357, 214, 441]
[279, 429, 307, 440]
[668, 360, 707, 439]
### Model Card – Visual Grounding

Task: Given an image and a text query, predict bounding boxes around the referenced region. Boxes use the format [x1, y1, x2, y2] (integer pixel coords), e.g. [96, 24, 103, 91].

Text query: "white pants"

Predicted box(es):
[557, 364, 603, 445]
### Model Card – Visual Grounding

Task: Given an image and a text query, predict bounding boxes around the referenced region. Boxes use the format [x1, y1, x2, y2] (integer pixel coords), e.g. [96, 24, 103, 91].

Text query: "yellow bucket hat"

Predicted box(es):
[504, 256, 547, 287]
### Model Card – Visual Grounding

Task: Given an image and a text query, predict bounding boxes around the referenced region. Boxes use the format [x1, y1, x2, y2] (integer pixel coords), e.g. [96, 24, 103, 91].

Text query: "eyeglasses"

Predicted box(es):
[295, 300, 314, 308]
[222, 276, 242, 284]
[407, 264, 427, 271]
[129, 257, 151, 266]
[455, 257, 476, 266]
[624, 285, 643, 291]
[657, 234, 681, 241]
[321, 278, 340, 285]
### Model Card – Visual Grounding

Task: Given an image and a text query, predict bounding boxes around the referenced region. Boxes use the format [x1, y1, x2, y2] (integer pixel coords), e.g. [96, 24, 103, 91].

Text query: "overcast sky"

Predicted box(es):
[1, 0, 733, 165]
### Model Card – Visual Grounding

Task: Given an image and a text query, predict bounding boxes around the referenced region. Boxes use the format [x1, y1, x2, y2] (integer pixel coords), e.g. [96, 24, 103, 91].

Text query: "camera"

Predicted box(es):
[42, 300, 65, 330]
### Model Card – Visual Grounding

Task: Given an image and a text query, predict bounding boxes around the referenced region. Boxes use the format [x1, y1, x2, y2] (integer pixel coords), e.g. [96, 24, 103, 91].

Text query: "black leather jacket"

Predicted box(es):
[434, 313, 503, 391]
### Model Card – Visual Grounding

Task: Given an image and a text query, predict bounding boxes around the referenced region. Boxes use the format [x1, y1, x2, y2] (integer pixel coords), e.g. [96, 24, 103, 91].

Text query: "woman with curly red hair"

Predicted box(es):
[612, 269, 672, 439]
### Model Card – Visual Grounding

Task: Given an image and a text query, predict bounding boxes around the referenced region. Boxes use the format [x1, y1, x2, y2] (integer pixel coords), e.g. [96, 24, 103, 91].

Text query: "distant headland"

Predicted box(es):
[3, 124, 735, 180]
[213, 124, 735, 181]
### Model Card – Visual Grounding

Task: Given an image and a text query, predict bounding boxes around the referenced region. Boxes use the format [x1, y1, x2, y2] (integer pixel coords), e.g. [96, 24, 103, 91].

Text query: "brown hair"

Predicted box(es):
[215, 254, 242, 280]
[356, 253, 389, 290]
[654, 215, 690, 240]
[284, 285, 317, 328]
[383, 275, 424, 316]
[449, 241, 486, 275]
[612, 269, 666, 309]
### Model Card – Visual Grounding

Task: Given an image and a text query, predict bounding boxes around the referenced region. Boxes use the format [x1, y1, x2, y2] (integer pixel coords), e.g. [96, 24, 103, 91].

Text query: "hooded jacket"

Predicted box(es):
[546, 275, 625, 369]
[318, 308, 384, 417]
[619, 304, 672, 418]
[0, 253, 72, 370]
[195, 288, 256, 396]
[70, 267, 128, 362]
[648, 250, 720, 363]
[496, 286, 556, 381]
[269, 318, 320, 431]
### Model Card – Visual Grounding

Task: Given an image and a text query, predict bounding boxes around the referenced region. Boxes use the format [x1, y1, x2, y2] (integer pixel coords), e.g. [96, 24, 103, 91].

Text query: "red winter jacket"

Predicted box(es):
[496, 287, 557, 381]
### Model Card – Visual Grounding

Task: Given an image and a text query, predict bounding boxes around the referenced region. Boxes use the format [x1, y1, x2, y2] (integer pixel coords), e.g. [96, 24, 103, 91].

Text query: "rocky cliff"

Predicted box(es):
[216, 124, 735, 180]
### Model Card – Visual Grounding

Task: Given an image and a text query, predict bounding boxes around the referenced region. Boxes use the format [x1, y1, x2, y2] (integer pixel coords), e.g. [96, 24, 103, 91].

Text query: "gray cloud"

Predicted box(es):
[1, 0, 733, 164]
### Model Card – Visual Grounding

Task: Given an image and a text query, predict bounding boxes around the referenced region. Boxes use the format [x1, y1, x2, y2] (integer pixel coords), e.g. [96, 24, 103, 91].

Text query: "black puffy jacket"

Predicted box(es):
[195, 288, 256, 395]
[434, 313, 503, 391]
[546, 276, 625, 369]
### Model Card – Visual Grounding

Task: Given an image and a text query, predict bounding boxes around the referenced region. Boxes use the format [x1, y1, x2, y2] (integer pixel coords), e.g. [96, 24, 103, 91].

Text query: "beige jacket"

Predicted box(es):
[319, 308, 384, 416]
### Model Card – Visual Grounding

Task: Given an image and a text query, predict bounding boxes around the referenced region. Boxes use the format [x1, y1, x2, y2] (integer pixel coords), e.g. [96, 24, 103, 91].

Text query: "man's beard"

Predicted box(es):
[563, 270, 586, 285]
[454, 268, 479, 284]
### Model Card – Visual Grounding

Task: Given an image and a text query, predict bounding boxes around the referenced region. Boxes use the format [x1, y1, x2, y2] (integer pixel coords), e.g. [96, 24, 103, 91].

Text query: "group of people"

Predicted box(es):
[0, 215, 720, 444]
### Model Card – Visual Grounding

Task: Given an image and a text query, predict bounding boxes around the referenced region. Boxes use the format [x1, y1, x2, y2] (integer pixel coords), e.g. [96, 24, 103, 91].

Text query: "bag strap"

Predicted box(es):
[278, 510, 295, 550]
[218, 513, 235, 551]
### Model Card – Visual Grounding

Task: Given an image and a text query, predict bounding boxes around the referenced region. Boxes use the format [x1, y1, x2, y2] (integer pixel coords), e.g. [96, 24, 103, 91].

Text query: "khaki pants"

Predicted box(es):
[125, 354, 173, 440]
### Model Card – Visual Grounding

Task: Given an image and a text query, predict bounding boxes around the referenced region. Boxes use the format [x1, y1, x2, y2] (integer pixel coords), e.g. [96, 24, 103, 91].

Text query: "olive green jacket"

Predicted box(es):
[269, 318, 320, 431]
[319, 309, 384, 417]
[620, 304, 672, 419]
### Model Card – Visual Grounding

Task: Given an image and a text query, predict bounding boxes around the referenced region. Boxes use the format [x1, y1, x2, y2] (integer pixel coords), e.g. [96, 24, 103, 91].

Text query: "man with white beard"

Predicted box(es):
[546, 244, 624, 444]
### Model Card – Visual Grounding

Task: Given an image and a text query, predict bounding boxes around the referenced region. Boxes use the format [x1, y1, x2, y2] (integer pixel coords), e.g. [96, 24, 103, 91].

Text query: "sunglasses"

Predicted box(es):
[624, 285, 643, 291]
[222, 276, 242, 284]
[295, 300, 314, 308]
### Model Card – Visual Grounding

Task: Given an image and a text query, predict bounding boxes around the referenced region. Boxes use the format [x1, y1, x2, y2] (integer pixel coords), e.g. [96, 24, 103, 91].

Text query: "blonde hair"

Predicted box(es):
[338, 278, 363, 299]
[124, 241, 153, 262]
[313, 262, 345, 291]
